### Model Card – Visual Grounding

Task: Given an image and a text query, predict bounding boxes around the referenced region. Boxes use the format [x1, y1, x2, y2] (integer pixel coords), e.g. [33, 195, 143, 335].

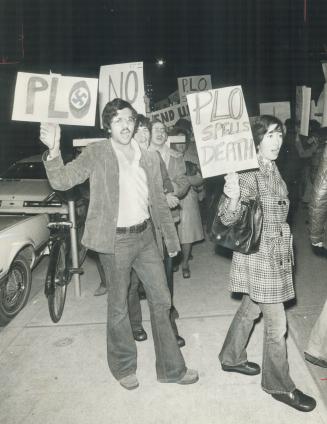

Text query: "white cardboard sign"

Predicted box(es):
[259, 101, 291, 124]
[178, 74, 212, 104]
[12, 72, 98, 126]
[168, 135, 186, 144]
[99, 62, 145, 128]
[295, 86, 311, 136]
[147, 102, 190, 127]
[187, 85, 258, 178]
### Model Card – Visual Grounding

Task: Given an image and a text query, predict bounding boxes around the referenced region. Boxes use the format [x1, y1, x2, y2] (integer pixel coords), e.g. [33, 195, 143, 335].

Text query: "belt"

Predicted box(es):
[116, 219, 149, 234]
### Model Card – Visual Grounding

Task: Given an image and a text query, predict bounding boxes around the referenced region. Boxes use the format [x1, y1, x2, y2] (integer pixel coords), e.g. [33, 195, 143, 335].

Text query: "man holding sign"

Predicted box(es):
[39, 98, 198, 390]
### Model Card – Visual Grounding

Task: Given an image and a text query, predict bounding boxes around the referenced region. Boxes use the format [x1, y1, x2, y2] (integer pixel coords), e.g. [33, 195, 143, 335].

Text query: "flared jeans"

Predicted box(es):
[99, 225, 186, 382]
[219, 294, 296, 394]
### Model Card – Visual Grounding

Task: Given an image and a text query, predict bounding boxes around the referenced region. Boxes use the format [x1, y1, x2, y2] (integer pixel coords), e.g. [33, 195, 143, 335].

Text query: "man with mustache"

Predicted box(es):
[39, 98, 198, 391]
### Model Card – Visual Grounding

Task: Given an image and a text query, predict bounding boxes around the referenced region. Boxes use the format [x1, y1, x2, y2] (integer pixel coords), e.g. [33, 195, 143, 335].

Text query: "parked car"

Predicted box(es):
[0, 155, 72, 325]
[0, 214, 50, 325]
[0, 155, 55, 213]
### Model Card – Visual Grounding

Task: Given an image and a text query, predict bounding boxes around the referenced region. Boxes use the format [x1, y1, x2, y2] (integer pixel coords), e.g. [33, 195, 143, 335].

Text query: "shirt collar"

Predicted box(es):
[111, 138, 141, 164]
[257, 152, 273, 174]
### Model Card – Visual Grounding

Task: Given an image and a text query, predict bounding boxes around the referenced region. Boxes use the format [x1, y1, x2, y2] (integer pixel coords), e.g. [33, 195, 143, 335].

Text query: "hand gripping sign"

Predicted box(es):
[12, 72, 98, 126]
[187, 85, 258, 178]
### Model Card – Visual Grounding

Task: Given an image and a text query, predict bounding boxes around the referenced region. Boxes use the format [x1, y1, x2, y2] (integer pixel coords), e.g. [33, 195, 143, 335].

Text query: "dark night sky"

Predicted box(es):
[3, 0, 327, 103]
[1, 0, 327, 168]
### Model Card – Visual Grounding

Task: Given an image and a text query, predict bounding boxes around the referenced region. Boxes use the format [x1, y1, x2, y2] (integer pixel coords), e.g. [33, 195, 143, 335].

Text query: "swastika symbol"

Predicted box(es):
[71, 88, 89, 109]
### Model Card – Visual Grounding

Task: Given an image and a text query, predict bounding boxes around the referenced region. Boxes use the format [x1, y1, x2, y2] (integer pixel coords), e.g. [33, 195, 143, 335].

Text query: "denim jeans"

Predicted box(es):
[99, 225, 186, 382]
[128, 245, 179, 335]
[306, 298, 327, 360]
[219, 295, 296, 394]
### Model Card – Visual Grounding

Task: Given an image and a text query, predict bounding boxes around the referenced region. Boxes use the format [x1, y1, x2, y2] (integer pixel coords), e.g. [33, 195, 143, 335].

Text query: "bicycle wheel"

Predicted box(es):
[0, 254, 32, 326]
[48, 241, 67, 323]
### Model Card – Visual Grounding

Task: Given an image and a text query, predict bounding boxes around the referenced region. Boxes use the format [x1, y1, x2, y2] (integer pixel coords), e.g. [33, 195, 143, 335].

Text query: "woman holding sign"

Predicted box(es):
[217, 115, 316, 412]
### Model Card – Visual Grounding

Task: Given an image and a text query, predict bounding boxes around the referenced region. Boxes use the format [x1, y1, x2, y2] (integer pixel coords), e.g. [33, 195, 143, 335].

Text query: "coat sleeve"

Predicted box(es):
[171, 156, 190, 198]
[217, 171, 255, 226]
[158, 153, 174, 193]
[309, 148, 327, 245]
[152, 157, 181, 254]
[43, 147, 92, 191]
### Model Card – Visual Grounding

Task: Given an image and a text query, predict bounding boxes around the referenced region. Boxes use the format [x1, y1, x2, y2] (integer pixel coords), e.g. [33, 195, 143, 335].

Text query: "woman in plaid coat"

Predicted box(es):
[217, 115, 316, 412]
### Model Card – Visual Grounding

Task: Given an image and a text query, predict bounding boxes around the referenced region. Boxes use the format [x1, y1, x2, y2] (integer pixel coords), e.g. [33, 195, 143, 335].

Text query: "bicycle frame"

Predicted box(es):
[44, 222, 71, 298]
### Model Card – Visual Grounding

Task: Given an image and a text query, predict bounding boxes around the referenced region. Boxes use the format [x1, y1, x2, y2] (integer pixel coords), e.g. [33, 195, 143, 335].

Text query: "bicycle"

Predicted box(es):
[44, 192, 88, 323]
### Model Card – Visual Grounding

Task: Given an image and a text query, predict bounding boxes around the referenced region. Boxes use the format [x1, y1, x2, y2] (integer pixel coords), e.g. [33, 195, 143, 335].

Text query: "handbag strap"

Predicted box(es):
[254, 173, 260, 199]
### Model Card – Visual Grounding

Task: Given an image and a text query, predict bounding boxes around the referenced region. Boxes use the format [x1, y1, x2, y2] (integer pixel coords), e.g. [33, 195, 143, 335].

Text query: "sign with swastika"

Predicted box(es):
[12, 72, 98, 126]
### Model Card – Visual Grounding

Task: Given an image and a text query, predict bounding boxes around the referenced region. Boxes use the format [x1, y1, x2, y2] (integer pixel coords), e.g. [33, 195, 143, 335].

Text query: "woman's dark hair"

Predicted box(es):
[251, 115, 284, 148]
[136, 114, 151, 131]
[102, 98, 137, 131]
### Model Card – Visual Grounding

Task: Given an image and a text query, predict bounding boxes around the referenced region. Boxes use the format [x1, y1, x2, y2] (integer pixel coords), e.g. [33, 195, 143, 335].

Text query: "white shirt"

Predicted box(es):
[111, 139, 150, 227]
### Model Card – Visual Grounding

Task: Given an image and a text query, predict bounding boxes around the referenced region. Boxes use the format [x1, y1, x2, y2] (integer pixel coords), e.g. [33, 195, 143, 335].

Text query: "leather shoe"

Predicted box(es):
[182, 267, 191, 279]
[304, 352, 327, 368]
[119, 374, 139, 390]
[133, 328, 148, 342]
[221, 361, 261, 376]
[176, 335, 186, 348]
[272, 389, 316, 412]
[176, 369, 199, 385]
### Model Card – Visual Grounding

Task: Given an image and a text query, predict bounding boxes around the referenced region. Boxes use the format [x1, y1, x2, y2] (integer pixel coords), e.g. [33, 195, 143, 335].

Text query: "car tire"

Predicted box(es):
[0, 254, 32, 326]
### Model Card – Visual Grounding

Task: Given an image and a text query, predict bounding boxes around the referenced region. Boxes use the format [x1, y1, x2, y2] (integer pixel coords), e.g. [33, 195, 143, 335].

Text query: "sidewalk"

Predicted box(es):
[1, 234, 327, 424]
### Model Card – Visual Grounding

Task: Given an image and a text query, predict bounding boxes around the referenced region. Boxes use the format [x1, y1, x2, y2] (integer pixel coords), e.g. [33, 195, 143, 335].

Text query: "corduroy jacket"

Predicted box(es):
[43, 139, 180, 256]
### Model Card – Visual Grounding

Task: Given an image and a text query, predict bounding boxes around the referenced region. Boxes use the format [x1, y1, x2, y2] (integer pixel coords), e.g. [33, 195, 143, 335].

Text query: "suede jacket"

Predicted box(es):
[43, 139, 181, 256]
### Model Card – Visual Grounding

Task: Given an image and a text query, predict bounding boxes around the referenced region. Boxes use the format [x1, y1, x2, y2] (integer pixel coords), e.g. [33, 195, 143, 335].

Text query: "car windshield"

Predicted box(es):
[0, 162, 47, 179]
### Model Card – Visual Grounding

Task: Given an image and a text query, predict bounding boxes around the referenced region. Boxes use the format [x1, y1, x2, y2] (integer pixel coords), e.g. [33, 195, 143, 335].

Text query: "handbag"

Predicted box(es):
[210, 177, 263, 255]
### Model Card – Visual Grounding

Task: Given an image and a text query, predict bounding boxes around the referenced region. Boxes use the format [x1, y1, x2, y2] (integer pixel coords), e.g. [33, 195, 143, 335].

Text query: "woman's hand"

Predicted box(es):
[224, 172, 240, 200]
[166, 193, 180, 209]
[40, 123, 61, 158]
[224, 172, 240, 212]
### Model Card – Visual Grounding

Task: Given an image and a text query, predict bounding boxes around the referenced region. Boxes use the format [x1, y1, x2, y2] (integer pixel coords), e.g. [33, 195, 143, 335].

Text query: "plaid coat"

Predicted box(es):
[219, 158, 295, 303]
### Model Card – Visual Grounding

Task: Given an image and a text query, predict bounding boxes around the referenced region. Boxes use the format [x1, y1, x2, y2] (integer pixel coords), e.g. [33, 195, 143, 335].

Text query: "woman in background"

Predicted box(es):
[171, 123, 204, 279]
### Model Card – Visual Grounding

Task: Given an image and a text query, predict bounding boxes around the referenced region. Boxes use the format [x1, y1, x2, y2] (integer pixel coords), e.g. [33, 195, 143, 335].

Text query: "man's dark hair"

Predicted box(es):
[102, 98, 138, 131]
[136, 114, 151, 131]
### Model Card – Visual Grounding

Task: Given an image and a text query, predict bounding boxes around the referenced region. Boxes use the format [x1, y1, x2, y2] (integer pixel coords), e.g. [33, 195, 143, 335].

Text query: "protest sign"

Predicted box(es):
[168, 90, 180, 105]
[168, 135, 186, 144]
[322, 61, 327, 82]
[99, 62, 145, 127]
[178, 75, 212, 104]
[12, 72, 98, 126]
[154, 98, 170, 110]
[295, 86, 311, 135]
[147, 102, 190, 127]
[259, 101, 291, 124]
[310, 99, 322, 123]
[187, 85, 258, 178]
[311, 86, 325, 125]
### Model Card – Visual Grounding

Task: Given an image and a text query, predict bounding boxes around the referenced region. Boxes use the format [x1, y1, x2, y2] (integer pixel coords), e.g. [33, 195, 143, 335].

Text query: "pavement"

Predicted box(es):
[1, 205, 327, 424]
